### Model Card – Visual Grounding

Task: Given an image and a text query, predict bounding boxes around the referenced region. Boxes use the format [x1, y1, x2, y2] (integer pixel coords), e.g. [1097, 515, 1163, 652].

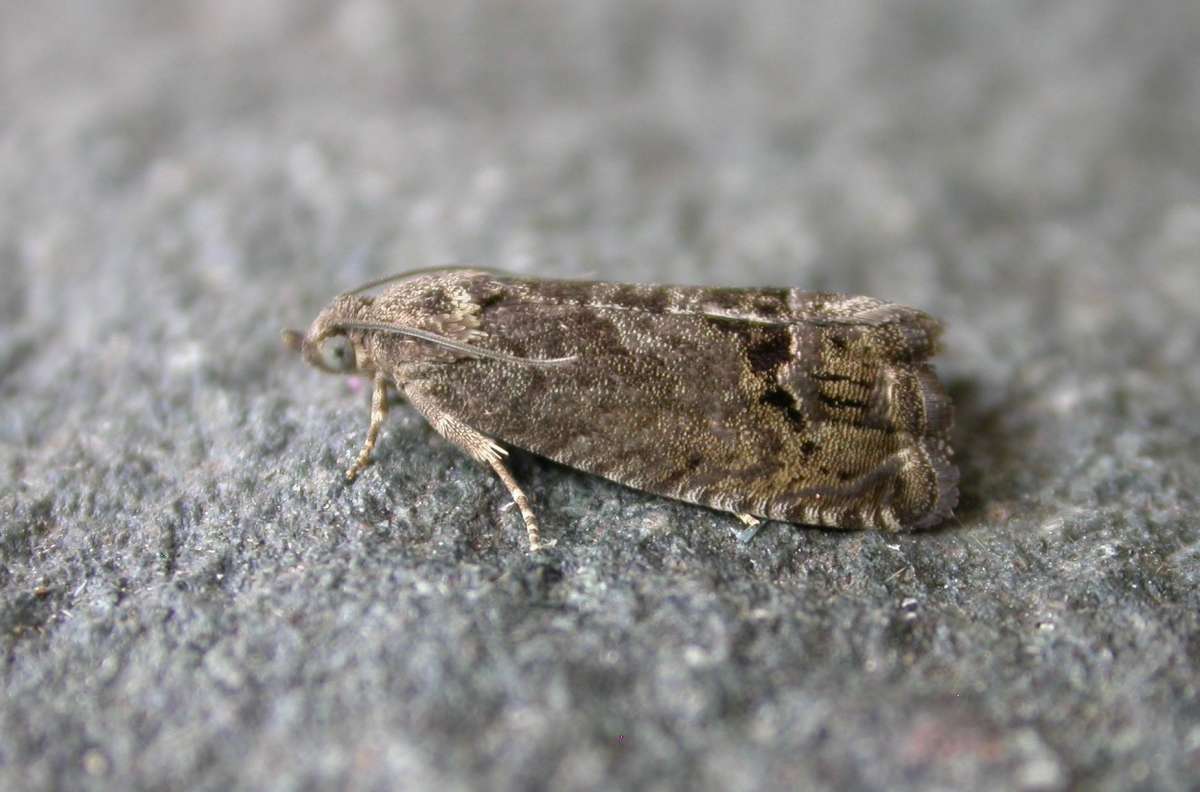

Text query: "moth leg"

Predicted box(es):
[733, 513, 764, 544]
[486, 455, 553, 551]
[405, 388, 551, 551]
[346, 373, 389, 482]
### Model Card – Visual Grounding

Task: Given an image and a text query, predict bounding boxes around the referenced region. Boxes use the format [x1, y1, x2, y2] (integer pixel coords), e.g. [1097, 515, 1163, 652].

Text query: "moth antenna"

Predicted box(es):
[344, 265, 509, 296]
[333, 321, 575, 368]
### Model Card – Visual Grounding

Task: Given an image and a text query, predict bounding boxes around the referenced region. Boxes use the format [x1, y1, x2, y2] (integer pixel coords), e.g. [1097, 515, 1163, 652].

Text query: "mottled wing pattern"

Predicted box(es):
[382, 271, 957, 531]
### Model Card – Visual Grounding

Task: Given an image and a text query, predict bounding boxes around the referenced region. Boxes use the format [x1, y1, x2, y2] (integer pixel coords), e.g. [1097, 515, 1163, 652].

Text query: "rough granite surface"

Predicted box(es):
[2, 2, 1199, 790]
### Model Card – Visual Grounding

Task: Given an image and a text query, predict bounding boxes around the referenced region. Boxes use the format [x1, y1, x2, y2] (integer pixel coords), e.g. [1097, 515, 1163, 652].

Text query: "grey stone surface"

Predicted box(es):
[2, 2, 1199, 789]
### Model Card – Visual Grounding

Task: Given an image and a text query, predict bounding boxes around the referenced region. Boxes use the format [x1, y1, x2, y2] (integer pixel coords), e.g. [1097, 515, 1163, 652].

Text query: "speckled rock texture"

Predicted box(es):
[2, 2, 1198, 790]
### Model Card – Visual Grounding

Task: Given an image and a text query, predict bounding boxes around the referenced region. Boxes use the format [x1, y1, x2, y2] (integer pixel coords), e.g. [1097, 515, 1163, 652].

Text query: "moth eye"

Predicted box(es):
[319, 335, 355, 372]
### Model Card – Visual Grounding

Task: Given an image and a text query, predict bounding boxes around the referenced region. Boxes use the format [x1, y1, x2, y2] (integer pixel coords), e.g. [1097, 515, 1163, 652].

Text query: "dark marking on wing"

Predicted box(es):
[761, 387, 808, 429]
[747, 294, 787, 319]
[744, 329, 793, 374]
[817, 393, 869, 410]
[611, 284, 671, 313]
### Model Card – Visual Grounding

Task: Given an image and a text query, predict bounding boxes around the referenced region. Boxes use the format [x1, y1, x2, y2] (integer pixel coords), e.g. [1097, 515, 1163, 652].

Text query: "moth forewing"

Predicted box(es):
[289, 268, 957, 550]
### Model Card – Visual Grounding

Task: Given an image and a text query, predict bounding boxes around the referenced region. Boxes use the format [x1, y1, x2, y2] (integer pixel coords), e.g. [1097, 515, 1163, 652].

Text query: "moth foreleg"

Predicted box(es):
[405, 388, 551, 551]
[347, 373, 390, 482]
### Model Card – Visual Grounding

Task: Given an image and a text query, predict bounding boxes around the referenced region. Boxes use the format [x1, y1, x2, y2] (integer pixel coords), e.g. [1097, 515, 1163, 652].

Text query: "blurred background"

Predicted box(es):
[2, 2, 1199, 789]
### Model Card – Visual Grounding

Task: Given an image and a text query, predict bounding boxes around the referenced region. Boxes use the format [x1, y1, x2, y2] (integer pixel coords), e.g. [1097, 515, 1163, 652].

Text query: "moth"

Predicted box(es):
[284, 268, 957, 550]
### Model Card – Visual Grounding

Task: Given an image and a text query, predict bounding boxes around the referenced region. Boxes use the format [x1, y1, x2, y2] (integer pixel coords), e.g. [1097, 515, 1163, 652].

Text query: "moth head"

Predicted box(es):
[282, 295, 370, 376]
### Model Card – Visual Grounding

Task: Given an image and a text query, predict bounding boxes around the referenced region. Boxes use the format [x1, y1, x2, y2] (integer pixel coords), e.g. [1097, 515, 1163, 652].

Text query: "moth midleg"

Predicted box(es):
[347, 373, 390, 482]
[405, 387, 549, 550]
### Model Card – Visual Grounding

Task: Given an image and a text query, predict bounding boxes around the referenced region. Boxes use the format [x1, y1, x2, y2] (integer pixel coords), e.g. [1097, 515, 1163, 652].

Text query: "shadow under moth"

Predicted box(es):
[284, 268, 957, 550]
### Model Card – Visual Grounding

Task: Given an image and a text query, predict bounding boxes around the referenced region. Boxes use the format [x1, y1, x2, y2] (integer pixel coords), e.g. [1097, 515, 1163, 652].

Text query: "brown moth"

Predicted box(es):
[284, 268, 957, 550]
